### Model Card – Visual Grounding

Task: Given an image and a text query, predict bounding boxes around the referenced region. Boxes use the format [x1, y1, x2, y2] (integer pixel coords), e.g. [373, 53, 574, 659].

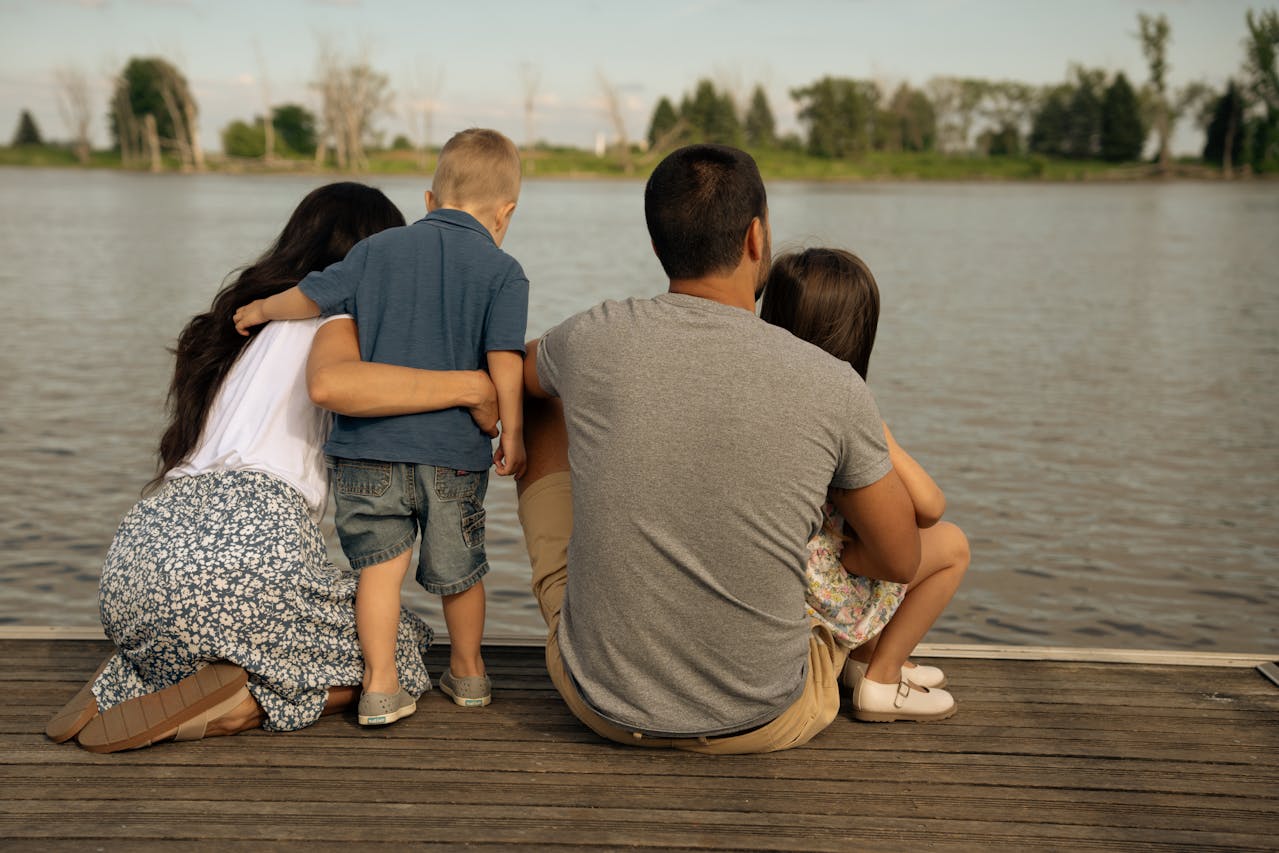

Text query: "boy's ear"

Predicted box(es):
[424, 190, 437, 211]
[496, 200, 517, 229]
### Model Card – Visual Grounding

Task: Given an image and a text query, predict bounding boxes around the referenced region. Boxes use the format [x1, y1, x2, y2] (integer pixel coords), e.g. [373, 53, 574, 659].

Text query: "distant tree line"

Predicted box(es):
[8, 8, 1278, 176]
[644, 8, 1279, 174]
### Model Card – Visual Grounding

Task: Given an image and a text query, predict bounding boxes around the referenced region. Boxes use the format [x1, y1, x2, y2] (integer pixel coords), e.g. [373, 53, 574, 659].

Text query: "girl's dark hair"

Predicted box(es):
[148, 181, 405, 490]
[760, 248, 880, 380]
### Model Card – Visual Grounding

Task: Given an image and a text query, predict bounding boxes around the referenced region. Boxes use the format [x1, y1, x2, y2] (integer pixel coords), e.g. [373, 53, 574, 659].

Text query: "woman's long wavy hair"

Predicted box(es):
[148, 182, 405, 491]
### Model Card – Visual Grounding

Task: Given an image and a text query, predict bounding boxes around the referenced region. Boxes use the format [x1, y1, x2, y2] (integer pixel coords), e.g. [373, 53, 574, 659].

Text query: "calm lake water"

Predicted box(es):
[2, 167, 1276, 653]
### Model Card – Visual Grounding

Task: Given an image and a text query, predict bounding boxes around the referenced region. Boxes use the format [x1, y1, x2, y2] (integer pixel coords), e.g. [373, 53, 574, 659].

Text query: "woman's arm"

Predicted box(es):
[306, 318, 498, 435]
[883, 422, 945, 528]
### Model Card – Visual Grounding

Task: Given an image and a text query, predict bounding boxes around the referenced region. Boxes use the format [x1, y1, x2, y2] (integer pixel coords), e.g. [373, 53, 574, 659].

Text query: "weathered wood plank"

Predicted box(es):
[1, 640, 1276, 850]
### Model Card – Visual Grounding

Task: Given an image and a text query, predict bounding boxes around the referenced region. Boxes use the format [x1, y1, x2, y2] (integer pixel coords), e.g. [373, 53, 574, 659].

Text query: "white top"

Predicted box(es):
[165, 315, 349, 521]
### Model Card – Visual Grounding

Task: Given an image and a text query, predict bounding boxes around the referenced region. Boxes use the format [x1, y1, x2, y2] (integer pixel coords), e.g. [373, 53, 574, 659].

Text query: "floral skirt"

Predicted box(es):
[93, 469, 433, 731]
[805, 526, 905, 649]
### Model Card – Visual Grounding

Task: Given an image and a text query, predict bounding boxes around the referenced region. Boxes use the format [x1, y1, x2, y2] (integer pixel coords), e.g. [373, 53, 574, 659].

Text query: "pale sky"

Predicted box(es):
[0, 0, 1260, 154]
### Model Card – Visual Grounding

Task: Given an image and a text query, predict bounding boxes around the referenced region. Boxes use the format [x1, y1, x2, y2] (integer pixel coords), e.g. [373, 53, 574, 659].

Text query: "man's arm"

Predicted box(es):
[830, 469, 921, 585]
[307, 318, 498, 435]
[523, 337, 553, 399]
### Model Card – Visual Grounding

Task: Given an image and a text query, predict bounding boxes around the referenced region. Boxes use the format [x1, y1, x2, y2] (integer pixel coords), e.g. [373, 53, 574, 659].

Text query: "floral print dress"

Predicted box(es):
[805, 505, 905, 648]
[93, 469, 433, 731]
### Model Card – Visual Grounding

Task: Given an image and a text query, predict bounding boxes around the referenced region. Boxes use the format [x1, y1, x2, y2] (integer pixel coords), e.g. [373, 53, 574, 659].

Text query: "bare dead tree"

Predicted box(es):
[405, 61, 445, 170]
[143, 113, 162, 172]
[596, 69, 633, 175]
[110, 74, 141, 167]
[154, 58, 204, 171]
[519, 61, 541, 151]
[54, 67, 93, 164]
[254, 41, 275, 164]
[313, 39, 392, 172]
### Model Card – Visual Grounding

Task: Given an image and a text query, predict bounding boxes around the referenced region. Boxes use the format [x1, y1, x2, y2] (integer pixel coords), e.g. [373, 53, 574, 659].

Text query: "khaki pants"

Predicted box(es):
[517, 471, 850, 754]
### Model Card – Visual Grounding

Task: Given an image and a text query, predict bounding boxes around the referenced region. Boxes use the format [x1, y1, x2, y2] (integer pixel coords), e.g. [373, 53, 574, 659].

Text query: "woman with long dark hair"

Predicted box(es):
[46, 182, 496, 752]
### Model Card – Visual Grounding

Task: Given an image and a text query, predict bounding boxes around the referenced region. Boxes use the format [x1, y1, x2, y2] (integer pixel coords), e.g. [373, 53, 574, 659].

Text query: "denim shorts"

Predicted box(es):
[327, 457, 489, 596]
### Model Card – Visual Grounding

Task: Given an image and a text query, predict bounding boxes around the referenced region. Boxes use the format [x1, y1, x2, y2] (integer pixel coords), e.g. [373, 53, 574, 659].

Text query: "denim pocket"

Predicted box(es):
[461, 505, 486, 549]
[433, 467, 483, 501]
[332, 459, 392, 497]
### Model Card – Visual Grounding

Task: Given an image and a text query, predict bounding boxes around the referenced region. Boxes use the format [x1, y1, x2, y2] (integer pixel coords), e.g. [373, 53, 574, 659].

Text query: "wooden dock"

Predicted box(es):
[3, 638, 1277, 851]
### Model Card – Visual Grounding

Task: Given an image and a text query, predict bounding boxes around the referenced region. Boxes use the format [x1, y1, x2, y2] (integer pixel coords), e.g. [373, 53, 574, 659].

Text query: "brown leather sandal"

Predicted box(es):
[76, 662, 248, 754]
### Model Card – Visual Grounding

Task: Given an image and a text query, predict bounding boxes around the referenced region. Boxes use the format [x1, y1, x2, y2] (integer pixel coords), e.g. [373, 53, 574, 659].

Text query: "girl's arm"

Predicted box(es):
[306, 318, 498, 435]
[487, 350, 526, 478]
[884, 421, 945, 528]
[234, 285, 320, 335]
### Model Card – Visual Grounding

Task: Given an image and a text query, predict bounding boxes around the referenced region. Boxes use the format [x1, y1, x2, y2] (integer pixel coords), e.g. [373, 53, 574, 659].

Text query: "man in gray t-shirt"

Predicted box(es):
[516, 144, 920, 752]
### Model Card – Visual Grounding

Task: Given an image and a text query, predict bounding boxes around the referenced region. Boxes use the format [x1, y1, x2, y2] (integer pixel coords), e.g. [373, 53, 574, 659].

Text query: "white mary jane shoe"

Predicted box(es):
[841, 659, 949, 691]
[852, 676, 957, 723]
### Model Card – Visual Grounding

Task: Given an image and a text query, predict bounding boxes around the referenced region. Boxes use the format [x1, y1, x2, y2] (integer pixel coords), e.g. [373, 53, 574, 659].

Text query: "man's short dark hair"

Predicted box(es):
[644, 144, 767, 280]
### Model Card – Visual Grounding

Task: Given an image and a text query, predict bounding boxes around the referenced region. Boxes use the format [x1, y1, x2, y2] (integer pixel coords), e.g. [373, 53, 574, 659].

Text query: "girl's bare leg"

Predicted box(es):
[863, 522, 970, 684]
[442, 581, 487, 678]
[357, 551, 414, 694]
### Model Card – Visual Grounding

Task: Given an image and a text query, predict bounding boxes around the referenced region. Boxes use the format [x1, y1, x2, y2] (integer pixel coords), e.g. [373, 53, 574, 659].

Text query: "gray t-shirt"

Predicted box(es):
[537, 292, 891, 736]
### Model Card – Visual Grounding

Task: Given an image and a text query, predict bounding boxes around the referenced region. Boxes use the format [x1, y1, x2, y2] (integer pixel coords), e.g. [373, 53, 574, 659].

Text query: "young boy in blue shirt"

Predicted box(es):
[234, 129, 528, 724]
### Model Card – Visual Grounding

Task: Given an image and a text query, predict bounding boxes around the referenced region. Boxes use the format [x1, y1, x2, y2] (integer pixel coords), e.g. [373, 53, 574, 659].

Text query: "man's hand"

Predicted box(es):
[233, 300, 267, 336]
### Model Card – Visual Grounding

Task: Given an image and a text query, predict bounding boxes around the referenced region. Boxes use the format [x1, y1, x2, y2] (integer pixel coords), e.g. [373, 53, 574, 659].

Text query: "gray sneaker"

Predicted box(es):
[439, 670, 491, 707]
[357, 688, 417, 726]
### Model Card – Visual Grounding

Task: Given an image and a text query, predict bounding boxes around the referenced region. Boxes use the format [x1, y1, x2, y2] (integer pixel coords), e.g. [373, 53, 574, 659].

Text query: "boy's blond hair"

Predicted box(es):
[432, 128, 522, 209]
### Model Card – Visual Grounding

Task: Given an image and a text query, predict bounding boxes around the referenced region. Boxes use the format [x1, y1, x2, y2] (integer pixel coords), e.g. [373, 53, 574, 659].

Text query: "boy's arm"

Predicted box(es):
[830, 470, 921, 585]
[487, 349, 526, 478]
[307, 318, 498, 434]
[883, 422, 945, 528]
[233, 285, 321, 336]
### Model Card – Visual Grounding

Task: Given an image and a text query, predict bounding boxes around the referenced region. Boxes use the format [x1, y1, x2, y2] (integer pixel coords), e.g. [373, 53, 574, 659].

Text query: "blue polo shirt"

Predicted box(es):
[299, 208, 529, 470]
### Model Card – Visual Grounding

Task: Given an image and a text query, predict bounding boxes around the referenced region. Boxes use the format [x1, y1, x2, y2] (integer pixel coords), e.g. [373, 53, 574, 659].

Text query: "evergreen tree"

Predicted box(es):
[1029, 85, 1072, 157]
[10, 109, 42, 146]
[1064, 68, 1105, 159]
[743, 85, 776, 147]
[1100, 73, 1146, 162]
[646, 96, 679, 148]
[682, 79, 741, 146]
[1203, 80, 1245, 170]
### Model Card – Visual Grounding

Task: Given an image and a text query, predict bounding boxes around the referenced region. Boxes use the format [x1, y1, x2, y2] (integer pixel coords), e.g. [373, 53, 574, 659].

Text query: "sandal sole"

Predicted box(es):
[76, 662, 248, 754]
[46, 659, 111, 743]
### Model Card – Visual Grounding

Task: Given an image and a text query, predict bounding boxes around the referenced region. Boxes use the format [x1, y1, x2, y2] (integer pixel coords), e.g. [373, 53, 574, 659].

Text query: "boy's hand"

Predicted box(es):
[233, 300, 268, 336]
[492, 432, 527, 479]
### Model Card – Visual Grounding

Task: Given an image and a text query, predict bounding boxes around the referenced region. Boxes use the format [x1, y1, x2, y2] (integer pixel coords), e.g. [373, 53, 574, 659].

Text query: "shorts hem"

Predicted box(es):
[421, 561, 489, 596]
[347, 534, 416, 571]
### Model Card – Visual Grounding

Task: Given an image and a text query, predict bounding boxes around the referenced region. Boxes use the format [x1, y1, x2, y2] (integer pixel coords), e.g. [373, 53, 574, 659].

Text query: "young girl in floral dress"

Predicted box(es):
[761, 248, 970, 722]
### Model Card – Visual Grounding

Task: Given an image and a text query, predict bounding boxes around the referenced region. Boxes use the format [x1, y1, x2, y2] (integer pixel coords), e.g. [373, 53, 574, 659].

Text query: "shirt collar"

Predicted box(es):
[417, 208, 494, 244]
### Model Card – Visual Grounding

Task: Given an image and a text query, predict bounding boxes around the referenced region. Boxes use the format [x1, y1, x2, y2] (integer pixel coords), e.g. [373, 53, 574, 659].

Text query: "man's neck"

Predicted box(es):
[668, 275, 758, 312]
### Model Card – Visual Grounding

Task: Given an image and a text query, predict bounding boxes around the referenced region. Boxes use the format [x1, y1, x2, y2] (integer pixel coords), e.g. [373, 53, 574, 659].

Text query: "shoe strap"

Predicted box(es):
[173, 687, 250, 742]
[893, 680, 911, 709]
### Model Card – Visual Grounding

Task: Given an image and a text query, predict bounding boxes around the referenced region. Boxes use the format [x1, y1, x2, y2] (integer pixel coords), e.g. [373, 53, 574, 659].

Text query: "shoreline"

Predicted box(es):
[3, 145, 1266, 184]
